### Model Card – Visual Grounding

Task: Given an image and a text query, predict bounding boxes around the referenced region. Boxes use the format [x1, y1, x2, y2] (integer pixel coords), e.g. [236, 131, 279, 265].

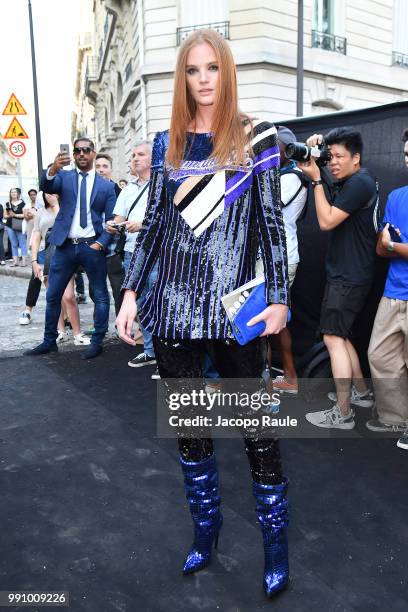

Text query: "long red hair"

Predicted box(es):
[166, 29, 249, 168]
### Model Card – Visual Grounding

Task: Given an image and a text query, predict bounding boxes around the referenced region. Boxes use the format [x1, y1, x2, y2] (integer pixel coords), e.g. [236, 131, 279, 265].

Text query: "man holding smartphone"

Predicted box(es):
[24, 137, 116, 359]
[366, 129, 408, 449]
[297, 128, 377, 429]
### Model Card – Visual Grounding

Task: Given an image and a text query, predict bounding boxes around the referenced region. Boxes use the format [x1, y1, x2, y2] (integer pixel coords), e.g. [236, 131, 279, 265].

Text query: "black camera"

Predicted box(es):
[285, 141, 332, 167]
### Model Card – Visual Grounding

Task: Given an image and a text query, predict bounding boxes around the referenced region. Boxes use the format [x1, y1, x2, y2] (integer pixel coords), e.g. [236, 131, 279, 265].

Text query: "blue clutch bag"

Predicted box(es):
[222, 277, 291, 346]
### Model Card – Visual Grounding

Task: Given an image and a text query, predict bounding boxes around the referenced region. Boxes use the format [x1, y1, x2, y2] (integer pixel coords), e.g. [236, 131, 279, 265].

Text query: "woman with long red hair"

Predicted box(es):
[117, 30, 290, 597]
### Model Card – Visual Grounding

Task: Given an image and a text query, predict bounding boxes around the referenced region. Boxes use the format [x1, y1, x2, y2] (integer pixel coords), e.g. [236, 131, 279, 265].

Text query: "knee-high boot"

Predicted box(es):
[180, 453, 223, 575]
[253, 478, 289, 597]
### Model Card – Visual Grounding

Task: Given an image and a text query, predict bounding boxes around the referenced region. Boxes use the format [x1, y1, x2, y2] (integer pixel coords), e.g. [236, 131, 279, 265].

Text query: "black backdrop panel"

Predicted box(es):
[278, 101, 408, 369]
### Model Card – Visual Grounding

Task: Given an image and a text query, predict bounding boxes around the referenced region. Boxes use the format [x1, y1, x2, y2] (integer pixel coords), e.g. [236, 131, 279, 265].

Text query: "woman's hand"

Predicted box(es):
[32, 262, 44, 280]
[247, 304, 289, 336]
[116, 290, 138, 345]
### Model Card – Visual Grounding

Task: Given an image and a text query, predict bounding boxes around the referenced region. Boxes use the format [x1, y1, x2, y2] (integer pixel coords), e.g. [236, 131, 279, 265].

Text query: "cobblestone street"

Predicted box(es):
[0, 272, 117, 358]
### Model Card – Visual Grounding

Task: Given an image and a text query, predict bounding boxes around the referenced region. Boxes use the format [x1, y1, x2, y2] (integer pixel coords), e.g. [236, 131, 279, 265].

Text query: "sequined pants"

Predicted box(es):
[153, 337, 283, 485]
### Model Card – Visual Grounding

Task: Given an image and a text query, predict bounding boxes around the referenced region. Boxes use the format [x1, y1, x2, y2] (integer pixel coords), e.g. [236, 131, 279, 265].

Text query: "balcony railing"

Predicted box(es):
[392, 51, 408, 68]
[176, 21, 230, 46]
[312, 30, 347, 55]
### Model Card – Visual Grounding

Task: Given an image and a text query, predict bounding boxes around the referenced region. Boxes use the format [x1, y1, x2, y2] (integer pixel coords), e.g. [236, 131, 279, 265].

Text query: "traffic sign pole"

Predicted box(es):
[16, 159, 23, 191]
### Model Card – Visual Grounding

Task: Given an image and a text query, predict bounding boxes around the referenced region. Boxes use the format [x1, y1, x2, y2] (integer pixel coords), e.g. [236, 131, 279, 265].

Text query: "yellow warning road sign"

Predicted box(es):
[3, 117, 29, 139]
[2, 93, 27, 116]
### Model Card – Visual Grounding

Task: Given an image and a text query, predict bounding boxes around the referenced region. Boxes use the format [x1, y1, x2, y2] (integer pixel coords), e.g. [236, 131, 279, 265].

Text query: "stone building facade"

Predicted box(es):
[0, 139, 17, 177]
[74, 0, 408, 179]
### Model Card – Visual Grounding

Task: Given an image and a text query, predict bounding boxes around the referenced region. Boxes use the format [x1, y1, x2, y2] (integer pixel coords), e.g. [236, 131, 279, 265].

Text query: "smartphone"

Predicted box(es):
[379, 223, 402, 243]
[60, 144, 70, 156]
[388, 224, 402, 243]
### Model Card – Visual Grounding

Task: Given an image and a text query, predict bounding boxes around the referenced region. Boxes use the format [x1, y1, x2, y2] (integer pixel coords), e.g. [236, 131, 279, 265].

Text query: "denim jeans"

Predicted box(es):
[0, 227, 5, 260]
[123, 250, 133, 275]
[6, 227, 27, 257]
[44, 241, 110, 346]
[123, 251, 158, 358]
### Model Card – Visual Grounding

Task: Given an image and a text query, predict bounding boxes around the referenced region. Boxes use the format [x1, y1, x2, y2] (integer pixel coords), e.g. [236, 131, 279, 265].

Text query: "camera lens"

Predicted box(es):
[285, 142, 311, 162]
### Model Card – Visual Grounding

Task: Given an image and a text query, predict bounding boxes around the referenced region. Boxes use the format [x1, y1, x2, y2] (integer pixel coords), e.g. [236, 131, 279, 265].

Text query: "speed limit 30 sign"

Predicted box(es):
[9, 140, 27, 158]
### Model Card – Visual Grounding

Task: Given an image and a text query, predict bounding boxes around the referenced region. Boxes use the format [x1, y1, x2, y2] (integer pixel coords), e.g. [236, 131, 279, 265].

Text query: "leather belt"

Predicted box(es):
[66, 236, 97, 244]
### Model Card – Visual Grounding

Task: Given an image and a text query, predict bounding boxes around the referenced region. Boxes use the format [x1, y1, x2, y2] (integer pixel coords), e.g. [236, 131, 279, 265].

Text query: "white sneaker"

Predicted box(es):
[19, 311, 32, 325]
[74, 333, 91, 346]
[305, 404, 355, 430]
[327, 384, 374, 408]
[56, 330, 70, 344]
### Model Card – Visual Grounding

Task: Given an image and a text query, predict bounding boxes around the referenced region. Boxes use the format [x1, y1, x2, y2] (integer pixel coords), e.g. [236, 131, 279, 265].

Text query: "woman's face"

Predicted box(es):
[185, 42, 219, 108]
[45, 193, 59, 208]
[10, 189, 19, 200]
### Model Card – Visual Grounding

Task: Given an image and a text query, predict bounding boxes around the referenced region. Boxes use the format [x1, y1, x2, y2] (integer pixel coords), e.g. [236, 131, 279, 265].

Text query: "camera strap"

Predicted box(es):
[280, 164, 308, 208]
[125, 181, 150, 221]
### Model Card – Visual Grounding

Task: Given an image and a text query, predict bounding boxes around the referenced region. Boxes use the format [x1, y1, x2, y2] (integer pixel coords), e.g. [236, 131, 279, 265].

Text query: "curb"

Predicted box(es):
[0, 265, 32, 280]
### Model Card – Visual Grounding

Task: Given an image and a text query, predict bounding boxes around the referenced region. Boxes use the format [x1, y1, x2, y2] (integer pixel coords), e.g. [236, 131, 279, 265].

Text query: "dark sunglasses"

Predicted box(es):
[404, 152, 408, 157]
[73, 146, 94, 155]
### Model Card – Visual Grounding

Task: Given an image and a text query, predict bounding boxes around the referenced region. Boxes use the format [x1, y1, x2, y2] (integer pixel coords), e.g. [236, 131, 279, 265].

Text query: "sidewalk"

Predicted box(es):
[0, 271, 129, 358]
[0, 260, 32, 280]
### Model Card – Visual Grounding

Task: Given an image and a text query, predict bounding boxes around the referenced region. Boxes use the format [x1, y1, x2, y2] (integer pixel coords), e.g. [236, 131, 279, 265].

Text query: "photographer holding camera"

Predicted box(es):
[107, 141, 159, 375]
[294, 128, 377, 429]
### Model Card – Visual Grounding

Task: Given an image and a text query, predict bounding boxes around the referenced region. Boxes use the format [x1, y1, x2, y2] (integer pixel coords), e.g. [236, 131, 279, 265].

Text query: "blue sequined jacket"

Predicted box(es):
[123, 121, 289, 339]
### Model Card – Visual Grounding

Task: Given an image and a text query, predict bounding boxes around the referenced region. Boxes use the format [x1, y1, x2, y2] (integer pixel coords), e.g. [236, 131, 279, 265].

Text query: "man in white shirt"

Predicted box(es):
[107, 141, 159, 375]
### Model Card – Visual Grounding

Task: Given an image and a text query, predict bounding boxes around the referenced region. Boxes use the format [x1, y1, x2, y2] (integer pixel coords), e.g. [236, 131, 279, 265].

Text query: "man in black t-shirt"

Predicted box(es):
[298, 128, 377, 430]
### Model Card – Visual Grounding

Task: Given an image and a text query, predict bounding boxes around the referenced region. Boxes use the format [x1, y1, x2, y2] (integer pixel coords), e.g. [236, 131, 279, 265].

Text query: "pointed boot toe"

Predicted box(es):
[180, 454, 222, 575]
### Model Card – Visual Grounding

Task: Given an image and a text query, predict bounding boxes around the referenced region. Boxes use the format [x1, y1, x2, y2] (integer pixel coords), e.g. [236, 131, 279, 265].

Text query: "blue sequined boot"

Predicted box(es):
[253, 478, 289, 597]
[180, 454, 223, 575]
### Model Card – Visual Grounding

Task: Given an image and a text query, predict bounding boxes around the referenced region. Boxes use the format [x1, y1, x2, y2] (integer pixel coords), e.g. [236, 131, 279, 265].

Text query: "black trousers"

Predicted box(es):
[0, 228, 5, 261]
[153, 336, 283, 485]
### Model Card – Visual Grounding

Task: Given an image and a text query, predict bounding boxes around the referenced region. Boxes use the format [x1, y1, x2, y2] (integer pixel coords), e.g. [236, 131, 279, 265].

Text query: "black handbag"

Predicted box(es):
[11, 217, 23, 232]
[114, 182, 150, 257]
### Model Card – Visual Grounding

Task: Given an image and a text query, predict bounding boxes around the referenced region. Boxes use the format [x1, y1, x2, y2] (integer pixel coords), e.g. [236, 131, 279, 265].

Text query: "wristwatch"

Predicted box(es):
[311, 179, 323, 187]
[387, 241, 395, 252]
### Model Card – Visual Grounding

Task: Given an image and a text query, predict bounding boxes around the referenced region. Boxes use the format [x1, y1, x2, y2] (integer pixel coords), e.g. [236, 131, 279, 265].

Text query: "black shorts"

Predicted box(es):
[320, 281, 370, 339]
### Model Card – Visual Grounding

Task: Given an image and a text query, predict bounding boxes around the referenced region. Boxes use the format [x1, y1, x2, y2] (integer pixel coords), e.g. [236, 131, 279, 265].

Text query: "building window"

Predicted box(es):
[313, 0, 333, 34]
[177, 0, 229, 45]
[179, 0, 228, 29]
[393, 0, 408, 68]
[312, 0, 346, 54]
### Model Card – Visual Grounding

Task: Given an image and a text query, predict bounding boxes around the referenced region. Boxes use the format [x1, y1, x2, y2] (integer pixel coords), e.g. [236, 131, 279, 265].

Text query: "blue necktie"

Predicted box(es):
[79, 172, 88, 229]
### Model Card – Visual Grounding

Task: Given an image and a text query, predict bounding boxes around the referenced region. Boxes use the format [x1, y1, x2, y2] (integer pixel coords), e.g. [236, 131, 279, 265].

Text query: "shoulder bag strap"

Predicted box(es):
[125, 182, 150, 221]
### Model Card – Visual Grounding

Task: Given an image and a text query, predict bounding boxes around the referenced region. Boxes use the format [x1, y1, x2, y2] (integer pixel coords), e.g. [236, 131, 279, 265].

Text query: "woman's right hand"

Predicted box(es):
[32, 262, 44, 280]
[116, 290, 138, 346]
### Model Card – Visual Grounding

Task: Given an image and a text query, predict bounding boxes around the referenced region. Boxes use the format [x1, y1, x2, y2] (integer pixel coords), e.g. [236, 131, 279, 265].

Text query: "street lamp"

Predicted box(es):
[27, 0, 43, 181]
[297, 0, 304, 117]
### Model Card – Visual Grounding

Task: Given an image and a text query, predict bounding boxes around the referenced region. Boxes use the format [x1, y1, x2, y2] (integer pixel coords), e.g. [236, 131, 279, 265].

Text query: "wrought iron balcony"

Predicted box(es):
[312, 30, 347, 55]
[392, 51, 408, 68]
[176, 21, 230, 46]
